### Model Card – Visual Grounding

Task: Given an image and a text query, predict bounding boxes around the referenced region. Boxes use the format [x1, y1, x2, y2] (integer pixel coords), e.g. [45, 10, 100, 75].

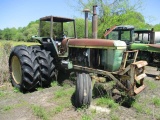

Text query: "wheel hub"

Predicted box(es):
[11, 56, 22, 84]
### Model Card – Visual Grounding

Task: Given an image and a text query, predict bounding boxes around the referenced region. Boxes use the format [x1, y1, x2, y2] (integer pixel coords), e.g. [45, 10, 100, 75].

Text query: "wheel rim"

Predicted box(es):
[11, 56, 22, 84]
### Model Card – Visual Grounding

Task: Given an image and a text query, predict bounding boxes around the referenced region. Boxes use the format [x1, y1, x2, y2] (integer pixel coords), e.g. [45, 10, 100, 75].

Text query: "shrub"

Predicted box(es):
[0, 42, 13, 85]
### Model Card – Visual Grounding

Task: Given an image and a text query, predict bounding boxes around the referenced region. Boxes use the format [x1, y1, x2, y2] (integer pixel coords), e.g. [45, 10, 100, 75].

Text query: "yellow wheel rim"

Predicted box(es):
[11, 56, 22, 84]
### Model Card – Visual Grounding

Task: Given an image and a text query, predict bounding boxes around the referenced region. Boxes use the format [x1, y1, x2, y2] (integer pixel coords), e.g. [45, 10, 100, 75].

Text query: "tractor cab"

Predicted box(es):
[38, 16, 77, 41]
[32, 16, 77, 56]
[134, 29, 156, 44]
[106, 25, 134, 45]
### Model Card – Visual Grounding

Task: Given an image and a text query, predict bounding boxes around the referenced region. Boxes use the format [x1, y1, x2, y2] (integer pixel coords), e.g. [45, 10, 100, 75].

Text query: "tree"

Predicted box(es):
[154, 24, 160, 31]
[23, 21, 39, 41]
[72, 0, 146, 38]
[0, 29, 2, 39]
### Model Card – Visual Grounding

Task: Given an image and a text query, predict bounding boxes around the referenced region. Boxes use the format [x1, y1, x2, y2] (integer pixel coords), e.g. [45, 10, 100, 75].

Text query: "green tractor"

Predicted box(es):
[9, 6, 147, 108]
[106, 25, 160, 64]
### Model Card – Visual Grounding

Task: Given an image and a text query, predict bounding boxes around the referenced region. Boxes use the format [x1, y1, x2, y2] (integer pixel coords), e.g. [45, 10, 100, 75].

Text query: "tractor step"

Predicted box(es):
[135, 73, 146, 81]
[132, 61, 148, 68]
[134, 85, 146, 94]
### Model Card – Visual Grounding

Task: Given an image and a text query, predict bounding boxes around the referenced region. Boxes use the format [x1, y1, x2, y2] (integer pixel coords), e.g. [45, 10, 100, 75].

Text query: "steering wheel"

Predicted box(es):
[62, 31, 68, 38]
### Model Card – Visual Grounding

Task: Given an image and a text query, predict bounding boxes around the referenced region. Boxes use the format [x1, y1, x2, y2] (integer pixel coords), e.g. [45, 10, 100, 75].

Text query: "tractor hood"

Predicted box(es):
[130, 43, 160, 52]
[62, 38, 126, 50]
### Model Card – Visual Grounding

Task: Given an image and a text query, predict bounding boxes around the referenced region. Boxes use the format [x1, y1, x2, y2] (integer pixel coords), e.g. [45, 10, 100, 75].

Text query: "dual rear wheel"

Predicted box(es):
[9, 45, 55, 91]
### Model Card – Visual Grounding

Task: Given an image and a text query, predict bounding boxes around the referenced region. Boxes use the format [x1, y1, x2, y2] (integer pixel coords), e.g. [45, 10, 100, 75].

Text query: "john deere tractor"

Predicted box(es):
[9, 6, 147, 107]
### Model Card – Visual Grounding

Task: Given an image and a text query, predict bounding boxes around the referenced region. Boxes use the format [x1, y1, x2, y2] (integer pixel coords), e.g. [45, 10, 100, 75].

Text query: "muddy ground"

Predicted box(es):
[0, 66, 160, 120]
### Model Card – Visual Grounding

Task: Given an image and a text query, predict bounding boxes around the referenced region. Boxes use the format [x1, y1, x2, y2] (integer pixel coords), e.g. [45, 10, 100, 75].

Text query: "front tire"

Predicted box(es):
[75, 73, 92, 108]
[9, 46, 40, 91]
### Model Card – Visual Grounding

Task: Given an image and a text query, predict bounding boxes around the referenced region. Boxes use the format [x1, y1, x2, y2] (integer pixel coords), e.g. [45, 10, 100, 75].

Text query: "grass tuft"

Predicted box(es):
[152, 97, 160, 107]
[31, 105, 49, 120]
[96, 97, 119, 109]
[51, 81, 58, 87]
[0, 43, 12, 85]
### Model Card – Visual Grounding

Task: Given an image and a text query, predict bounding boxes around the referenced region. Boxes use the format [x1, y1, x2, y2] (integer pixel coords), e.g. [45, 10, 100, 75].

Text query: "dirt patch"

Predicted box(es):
[0, 66, 160, 120]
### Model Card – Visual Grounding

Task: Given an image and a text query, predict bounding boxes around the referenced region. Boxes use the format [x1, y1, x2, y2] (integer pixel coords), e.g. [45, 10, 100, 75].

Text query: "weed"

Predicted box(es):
[96, 97, 119, 109]
[54, 87, 74, 99]
[13, 87, 21, 93]
[144, 108, 152, 115]
[153, 97, 160, 107]
[0, 44, 11, 85]
[36, 87, 44, 91]
[54, 89, 66, 98]
[145, 80, 157, 90]
[31, 105, 49, 120]
[132, 102, 143, 113]
[2, 101, 28, 112]
[81, 114, 92, 120]
[3, 105, 14, 111]
[51, 81, 58, 87]
[110, 114, 119, 120]
[155, 114, 160, 120]
[51, 106, 64, 115]
[0, 91, 6, 98]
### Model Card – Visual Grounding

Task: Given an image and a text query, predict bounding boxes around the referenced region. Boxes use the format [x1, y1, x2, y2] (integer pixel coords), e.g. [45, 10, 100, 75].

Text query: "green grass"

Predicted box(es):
[145, 80, 157, 90]
[31, 105, 49, 120]
[36, 87, 44, 91]
[51, 81, 58, 87]
[3, 105, 14, 111]
[110, 114, 120, 120]
[13, 87, 21, 93]
[95, 97, 119, 109]
[51, 106, 64, 115]
[0, 40, 39, 47]
[54, 87, 74, 99]
[132, 101, 144, 113]
[2, 101, 28, 112]
[152, 97, 160, 107]
[81, 114, 92, 120]
[0, 91, 7, 98]
[132, 101, 152, 115]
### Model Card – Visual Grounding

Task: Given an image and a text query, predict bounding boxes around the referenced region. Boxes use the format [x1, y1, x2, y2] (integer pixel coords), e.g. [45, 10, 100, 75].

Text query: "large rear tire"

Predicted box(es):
[9, 46, 40, 91]
[34, 49, 55, 87]
[75, 73, 92, 108]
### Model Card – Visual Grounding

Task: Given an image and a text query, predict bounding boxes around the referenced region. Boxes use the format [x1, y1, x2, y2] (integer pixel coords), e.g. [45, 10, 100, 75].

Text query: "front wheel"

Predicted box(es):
[75, 73, 92, 108]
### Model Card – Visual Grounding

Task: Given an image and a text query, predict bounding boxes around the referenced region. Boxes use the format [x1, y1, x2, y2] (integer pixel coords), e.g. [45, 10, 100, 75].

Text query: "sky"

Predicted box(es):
[0, 0, 160, 30]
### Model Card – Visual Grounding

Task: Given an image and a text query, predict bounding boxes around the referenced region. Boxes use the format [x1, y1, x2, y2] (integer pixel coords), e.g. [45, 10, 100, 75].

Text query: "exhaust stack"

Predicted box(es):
[92, 5, 98, 39]
[83, 9, 90, 38]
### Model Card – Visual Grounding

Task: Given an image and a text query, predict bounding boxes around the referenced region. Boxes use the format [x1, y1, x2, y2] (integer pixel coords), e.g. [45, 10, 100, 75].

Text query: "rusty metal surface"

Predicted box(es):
[104, 25, 116, 37]
[92, 5, 98, 39]
[134, 85, 146, 94]
[62, 38, 115, 47]
[83, 9, 90, 38]
[132, 61, 148, 68]
[73, 58, 147, 96]
[73, 65, 127, 90]
[149, 44, 160, 48]
[40, 16, 74, 22]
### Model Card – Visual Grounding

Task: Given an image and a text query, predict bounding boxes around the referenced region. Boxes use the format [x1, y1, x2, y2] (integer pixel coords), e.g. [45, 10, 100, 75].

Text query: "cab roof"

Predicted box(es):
[40, 16, 75, 22]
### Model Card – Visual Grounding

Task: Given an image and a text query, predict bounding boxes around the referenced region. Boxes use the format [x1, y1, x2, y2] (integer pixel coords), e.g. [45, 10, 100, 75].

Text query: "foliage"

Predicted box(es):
[0, 42, 12, 85]
[152, 97, 160, 107]
[154, 24, 160, 31]
[31, 105, 49, 120]
[0, 21, 39, 42]
[0, 0, 159, 42]
[96, 97, 119, 109]
[72, 0, 154, 38]
[72, 18, 92, 38]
